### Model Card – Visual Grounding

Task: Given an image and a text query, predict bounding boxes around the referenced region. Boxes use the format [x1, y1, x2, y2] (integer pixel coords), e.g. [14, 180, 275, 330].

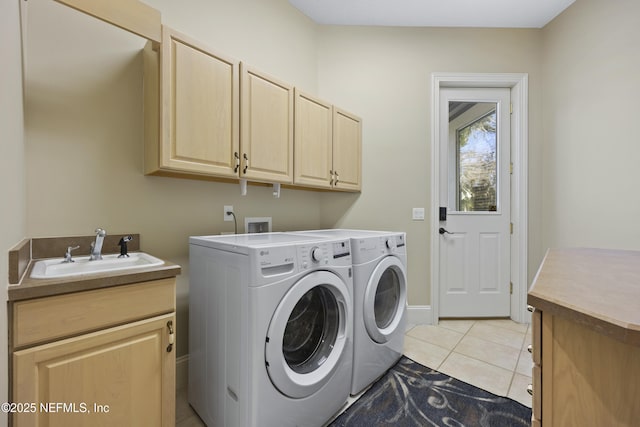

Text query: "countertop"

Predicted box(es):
[9, 259, 181, 301]
[527, 247, 640, 346]
[7, 234, 181, 301]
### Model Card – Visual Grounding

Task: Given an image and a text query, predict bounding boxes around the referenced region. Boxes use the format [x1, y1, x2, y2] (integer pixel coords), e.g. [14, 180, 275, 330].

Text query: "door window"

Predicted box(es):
[374, 268, 401, 329]
[282, 286, 339, 374]
[454, 105, 498, 212]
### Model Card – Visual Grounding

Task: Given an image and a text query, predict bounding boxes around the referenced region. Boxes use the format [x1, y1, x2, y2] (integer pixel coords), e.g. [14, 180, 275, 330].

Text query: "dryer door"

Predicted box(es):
[363, 256, 407, 344]
[265, 270, 351, 399]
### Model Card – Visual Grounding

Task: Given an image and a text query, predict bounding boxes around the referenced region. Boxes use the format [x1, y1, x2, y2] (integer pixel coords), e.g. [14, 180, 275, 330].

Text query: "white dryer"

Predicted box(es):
[294, 230, 408, 395]
[188, 233, 353, 427]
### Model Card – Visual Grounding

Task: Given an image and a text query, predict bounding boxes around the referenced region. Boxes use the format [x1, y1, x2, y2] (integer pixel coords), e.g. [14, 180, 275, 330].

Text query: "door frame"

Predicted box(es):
[430, 73, 529, 323]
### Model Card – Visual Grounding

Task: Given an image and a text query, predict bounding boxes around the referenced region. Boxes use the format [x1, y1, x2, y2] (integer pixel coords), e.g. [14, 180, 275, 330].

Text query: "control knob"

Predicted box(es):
[386, 239, 396, 250]
[310, 246, 323, 262]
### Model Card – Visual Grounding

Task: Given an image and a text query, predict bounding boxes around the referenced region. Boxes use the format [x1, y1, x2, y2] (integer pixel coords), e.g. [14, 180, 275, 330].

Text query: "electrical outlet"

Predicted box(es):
[224, 205, 234, 221]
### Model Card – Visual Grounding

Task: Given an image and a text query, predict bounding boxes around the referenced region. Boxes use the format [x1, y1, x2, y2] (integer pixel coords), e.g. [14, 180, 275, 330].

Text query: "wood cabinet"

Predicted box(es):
[332, 107, 362, 191]
[144, 26, 361, 190]
[294, 90, 362, 191]
[528, 248, 640, 426]
[11, 278, 177, 426]
[144, 26, 240, 179]
[240, 64, 294, 183]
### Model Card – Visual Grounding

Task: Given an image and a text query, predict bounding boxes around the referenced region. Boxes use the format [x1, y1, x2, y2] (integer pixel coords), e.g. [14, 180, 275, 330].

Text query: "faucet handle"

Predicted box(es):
[63, 245, 80, 263]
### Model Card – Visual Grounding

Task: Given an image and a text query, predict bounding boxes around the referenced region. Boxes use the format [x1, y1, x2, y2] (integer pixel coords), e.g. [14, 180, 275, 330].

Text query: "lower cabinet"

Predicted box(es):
[10, 278, 176, 427]
[530, 306, 640, 426]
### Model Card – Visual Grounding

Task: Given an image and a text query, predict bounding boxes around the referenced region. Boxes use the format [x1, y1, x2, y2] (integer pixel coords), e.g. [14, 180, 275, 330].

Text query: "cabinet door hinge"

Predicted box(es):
[510, 162, 513, 174]
[510, 103, 513, 115]
[510, 282, 513, 294]
[510, 223, 514, 234]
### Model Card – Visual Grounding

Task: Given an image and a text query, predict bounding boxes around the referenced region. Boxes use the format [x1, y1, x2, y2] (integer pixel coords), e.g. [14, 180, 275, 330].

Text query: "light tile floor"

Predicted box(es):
[177, 319, 532, 426]
[404, 319, 532, 407]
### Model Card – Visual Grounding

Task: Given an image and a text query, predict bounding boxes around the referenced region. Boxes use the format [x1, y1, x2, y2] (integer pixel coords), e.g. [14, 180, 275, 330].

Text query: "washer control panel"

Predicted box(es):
[384, 234, 405, 253]
[299, 239, 351, 270]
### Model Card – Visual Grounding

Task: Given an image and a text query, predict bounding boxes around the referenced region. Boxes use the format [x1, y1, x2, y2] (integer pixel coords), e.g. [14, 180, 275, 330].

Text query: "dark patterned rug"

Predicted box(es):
[329, 356, 531, 427]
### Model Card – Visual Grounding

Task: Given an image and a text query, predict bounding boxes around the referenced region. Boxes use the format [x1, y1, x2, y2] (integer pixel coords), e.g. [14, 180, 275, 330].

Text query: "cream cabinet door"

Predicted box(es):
[13, 313, 176, 427]
[332, 107, 362, 191]
[158, 26, 240, 177]
[241, 64, 293, 183]
[294, 89, 333, 189]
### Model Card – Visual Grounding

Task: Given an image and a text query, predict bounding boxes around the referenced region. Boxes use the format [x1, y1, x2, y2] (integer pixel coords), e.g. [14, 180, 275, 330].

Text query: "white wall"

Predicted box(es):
[541, 0, 640, 251]
[316, 26, 544, 305]
[0, 0, 26, 424]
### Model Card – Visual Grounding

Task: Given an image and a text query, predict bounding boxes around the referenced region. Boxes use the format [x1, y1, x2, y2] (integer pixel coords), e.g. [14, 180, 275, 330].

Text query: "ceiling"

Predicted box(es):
[288, 0, 575, 28]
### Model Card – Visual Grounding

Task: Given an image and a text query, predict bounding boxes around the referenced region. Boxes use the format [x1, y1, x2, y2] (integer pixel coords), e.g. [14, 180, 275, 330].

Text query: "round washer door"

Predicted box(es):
[265, 270, 350, 399]
[363, 256, 407, 344]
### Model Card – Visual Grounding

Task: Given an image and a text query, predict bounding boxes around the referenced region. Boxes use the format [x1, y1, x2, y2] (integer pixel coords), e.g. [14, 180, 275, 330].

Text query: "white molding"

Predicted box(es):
[430, 72, 529, 324]
[176, 354, 189, 390]
[406, 305, 433, 325]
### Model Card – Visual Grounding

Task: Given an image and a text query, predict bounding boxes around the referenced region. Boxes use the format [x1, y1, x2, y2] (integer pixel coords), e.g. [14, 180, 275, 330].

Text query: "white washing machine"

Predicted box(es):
[188, 232, 353, 427]
[294, 230, 408, 395]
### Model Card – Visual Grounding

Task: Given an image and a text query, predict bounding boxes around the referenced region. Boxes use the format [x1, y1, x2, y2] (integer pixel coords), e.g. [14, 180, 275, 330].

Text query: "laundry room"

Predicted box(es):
[2, 0, 640, 425]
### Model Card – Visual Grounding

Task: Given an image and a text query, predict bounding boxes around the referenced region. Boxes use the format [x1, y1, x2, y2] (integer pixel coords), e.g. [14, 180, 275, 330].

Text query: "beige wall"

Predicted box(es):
[316, 26, 544, 305]
[541, 0, 640, 251]
[23, 0, 322, 358]
[1, 0, 26, 424]
[16, 0, 640, 373]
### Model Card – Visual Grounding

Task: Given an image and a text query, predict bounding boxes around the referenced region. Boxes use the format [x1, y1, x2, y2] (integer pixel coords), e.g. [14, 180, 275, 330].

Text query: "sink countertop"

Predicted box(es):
[8, 235, 181, 302]
[527, 247, 640, 346]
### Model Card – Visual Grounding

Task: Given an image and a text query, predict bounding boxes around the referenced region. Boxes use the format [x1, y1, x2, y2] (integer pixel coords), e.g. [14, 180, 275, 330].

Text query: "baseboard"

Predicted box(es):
[176, 354, 189, 390]
[407, 305, 433, 325]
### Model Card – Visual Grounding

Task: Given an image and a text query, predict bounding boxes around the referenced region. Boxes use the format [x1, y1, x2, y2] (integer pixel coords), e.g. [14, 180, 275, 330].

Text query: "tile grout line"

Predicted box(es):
[505, 333, 527, 397]
[437, 320, 476, 370]
[444, 320, 529, 399]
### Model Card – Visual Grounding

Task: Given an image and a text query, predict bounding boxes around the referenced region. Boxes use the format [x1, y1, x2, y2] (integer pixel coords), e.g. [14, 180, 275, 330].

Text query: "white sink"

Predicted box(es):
[30, 252, 165, 279]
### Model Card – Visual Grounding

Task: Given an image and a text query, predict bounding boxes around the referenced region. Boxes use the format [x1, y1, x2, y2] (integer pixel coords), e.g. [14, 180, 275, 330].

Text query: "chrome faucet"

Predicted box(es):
[89, 228, 107, 261]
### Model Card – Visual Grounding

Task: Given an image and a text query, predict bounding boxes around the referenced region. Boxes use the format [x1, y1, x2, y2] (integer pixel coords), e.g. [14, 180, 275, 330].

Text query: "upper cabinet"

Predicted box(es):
[240, 65, 294, 184]
[144, 26, 240, 179]
[294, 90, 362, 191]
[294, 90, 333, 189]
[144, 26, 361, 191]
[332, 107, 362, 192]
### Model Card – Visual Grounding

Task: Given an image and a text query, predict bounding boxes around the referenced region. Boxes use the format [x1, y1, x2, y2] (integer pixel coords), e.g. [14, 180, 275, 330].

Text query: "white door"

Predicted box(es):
[438, 88, 511, 317]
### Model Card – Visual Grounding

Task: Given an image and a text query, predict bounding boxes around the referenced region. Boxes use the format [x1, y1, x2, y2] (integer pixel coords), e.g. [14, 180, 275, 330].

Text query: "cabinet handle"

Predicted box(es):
[527, 305, 535, 313]
[334, 171, 339, 186]
[527, 384, 533, 396]
[166, 320, 174, 353]
[233, 152, 240, 173]
[243, 153, 249, 174]
[329, 170, 334, 186]
[527, 344, 532, 354]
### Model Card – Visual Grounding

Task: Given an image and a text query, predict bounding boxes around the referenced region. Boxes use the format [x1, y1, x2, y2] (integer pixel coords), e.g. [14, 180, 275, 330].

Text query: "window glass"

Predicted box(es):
[452, 103, 498, 212]
[374, 268, 400, 329]
[283, 286, 339, 374]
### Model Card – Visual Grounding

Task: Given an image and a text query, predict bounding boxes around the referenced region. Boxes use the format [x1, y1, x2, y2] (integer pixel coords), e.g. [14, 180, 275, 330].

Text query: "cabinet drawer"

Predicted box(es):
[13, 278, 175, 349]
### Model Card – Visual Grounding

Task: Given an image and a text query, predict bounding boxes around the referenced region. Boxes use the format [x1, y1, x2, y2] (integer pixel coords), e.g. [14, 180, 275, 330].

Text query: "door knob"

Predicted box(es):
[439, 227, 453, 235]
